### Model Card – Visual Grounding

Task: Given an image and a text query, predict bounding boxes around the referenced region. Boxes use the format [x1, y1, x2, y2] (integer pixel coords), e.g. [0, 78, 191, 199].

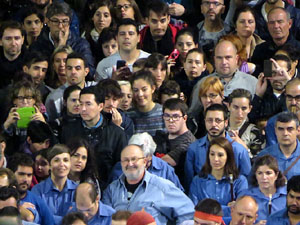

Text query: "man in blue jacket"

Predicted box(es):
[267, 175, 300, 225]
[184, 104, 251, 191]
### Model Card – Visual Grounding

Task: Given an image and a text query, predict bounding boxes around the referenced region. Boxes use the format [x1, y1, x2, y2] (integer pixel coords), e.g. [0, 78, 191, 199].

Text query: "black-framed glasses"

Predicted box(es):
[121, 157, 145, 164]
[286, 94, 300, 102]
[115, 4, 132, 11]
[201, 1, 223, 7]
[163, 113, 184, 121]
[49, 18, 70, 27]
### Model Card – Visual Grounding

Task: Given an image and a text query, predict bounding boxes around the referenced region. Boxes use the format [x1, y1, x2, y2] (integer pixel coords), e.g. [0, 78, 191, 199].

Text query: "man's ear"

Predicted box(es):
[0, 141, 6, 152]
[27, 137, 32, 145]
[145, 17, 150, 26]
[23, 65, 29, 73]
[84, 67, 90, 77]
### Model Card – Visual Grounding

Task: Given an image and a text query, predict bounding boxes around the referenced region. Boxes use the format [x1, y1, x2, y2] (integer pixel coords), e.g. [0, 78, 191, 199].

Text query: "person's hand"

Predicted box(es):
[255, 73, 268, 98]
[254, 220, 267, 225]
[269, 58, 291, 82]
[228, 130, 248, 150]
[58, 29, 69, 47]
[31, 105, 46, 123]
[111, 108, 123, 127]
[21, 202, 36, 210]
[111, 66, 132, 81]
[4, 107, 20, 130]
[168, 3, 185, 16]
[227, 201, 236, 208]
[167, 57, 176, 77]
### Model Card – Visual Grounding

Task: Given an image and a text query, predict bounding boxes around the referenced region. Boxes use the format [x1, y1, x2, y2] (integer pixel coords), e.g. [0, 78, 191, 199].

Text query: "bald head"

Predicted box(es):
[230, 196, 258, 225]
[214, 40, 239, 77]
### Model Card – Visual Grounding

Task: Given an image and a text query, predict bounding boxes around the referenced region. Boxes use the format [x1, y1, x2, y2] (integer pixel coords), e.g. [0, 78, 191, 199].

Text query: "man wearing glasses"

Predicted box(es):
[197, 0, 231, 60]
[30, 1, 95, 78]
[185, 104, 251, 191]
[153, 98, 196, 185]
[102, 144, 194, 225]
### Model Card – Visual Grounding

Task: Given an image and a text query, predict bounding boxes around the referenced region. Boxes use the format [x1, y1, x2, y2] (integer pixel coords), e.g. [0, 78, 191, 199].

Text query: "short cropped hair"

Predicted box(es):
[112, 210, 132, 221]
[0, 187, 20, 205]
[146, 0, 169, 17]
[23, 51, 48, 68]
[0, 21, 24, 39]
[204, 104, 228, 120]
[228, 88, 252, 105]
[67, 52, 88, 68]
[80, 86, 105, 104]
[27, 121, 54, 144]
[61, 211, 87, 225]
[288, 175, 300, 193]
[275, 111, 299, 128]
[7, 153, 34, 173]
[163, 98, 188, 116]
[46, 1, 72, 20]
[116, 18, 139, 34]
[195, 198, 223, 217]
[97, 79, 123, 99]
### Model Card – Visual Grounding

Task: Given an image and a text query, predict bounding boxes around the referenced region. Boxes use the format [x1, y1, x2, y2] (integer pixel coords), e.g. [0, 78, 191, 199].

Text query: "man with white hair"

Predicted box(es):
[103, 144, 194, 225]
[108, 132, 183, 190]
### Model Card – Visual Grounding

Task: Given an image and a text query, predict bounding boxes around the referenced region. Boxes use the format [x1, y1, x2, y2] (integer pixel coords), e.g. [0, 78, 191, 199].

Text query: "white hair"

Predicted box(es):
[128, 132, 157, 157]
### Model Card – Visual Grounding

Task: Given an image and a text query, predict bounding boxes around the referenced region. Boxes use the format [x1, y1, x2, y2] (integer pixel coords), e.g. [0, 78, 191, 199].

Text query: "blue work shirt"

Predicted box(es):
[184, 133, 251, 191]
[102, 171, 194, 225]
[189, 174, 248, 217]
[71, 200, 115, 225]
[21, 190, 55, 225]
[238, 186, 287, 222]
[257, 140, 300, 180]
[31, 177, 78, 225]
[108, 155, 184, 190]
[265, 114, 279, 147]
[266, 208, 300, 225]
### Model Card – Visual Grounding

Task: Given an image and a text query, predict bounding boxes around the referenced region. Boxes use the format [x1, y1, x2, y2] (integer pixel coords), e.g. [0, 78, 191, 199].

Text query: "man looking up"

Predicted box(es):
[7, 153, 54, 225]
[267, 175, 300, 225]
[102, 144, 195, 224]
[30, 1, 94, 77]
[258, 112, 300, 180]
[185, 104, 251, 190]
[61, 86, 127, 184]
[74, 183, 115, 225]
[140, 0, 179, 56]
[45, 52, 96, 121]
[0, 20, 26, 88]
[96, 19, 150, 81]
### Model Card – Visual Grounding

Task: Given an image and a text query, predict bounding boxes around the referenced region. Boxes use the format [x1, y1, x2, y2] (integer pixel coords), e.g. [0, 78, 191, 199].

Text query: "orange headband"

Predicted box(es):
[194, 211, 225, 225]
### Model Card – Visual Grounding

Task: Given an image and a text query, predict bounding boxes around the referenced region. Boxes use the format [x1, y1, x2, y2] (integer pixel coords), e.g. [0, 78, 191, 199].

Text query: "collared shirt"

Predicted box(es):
[102, 171, 194, 225]
[189, 174, 248, 217]
[108, 155, 184, 190]
[239, 186, 287, 222]
[21, 190, 55, 225]
[31, 177, 78, 225]
[258, 140, 300, 180]
[184, 133, 251, 191]
[266, 208, 300, 225]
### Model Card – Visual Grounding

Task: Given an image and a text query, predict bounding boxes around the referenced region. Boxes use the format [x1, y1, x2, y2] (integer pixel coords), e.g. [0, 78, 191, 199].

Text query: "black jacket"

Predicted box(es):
[61, 115, 127, 184]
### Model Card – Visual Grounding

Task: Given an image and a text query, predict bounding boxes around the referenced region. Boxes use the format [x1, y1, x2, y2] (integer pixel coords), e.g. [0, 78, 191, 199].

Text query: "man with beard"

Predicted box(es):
[249, 54, 292, 122]
[266, 175, 300, 224]
[102, 144, 194, 225]
[196, 0, 231, 60]
[184, 104, 251, 191]
[0, 21, 26, 89]
[264, 77, 300, 146]
[139, 0, 180, 56]
[258, 112, 300, 180]
[7, 153, 55, 225]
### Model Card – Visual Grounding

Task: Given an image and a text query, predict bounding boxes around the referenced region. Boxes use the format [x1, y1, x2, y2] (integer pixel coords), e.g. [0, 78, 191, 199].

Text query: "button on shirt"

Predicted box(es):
[102, 171, 194, 225]
[189, 174, 248, 217]
[31, 177, 78, 225]
[257, 140, 300, 180]
[184, 133, 251, 191]
[238, 186, 287, 222]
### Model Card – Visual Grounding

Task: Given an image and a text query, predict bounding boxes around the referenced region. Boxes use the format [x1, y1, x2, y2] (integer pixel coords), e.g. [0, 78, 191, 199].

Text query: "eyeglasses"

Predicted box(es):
[163, 113, 184, 121]
[49, 18, 70, 27]
[205, 118, 224, 124]
[115, 4, 132, 11]
[201, 93, 219, 99]
[201, 1, 223, 7]
[286, 94, 300, 102]
[16, 96, 34, 101]
[121, 157, 145, 164]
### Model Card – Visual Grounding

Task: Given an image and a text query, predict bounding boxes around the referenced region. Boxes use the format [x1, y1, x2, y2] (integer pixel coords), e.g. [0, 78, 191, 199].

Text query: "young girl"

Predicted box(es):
[127, 70, 165, 136]
[189, 137, 248, 217]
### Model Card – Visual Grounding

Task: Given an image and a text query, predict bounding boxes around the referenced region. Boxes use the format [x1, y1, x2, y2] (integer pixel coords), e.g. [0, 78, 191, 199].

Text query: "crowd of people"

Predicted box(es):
[1, 0, 300, 224]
